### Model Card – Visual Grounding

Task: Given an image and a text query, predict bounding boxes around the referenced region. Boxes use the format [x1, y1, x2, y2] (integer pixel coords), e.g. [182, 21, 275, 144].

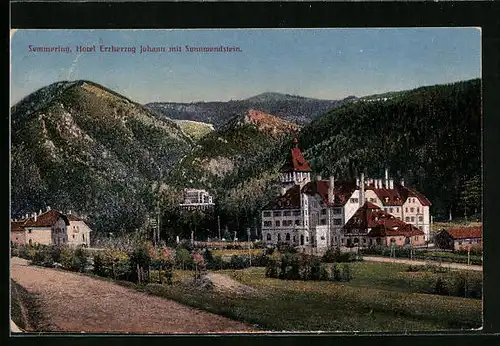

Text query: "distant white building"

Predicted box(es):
[179, 188, 214, 211]
[261, 138, 432, 250]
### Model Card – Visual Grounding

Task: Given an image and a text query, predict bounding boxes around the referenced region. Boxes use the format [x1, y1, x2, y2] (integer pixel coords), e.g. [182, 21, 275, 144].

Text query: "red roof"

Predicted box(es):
[302, 179, 357, 207]
[23, 210, 70, 228]
[263, 185, 301, 210]
[445, 226, 482, 240]
[280, 138, 312, 173]
[362, 182, 431, 207]
[67, 214, 83, 222]
[11, 220, 25, 232]
[343, 202, 424, 237]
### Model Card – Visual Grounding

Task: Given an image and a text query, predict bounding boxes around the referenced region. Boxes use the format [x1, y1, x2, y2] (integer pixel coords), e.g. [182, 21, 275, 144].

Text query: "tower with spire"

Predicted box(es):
[280, 137, 312, 190]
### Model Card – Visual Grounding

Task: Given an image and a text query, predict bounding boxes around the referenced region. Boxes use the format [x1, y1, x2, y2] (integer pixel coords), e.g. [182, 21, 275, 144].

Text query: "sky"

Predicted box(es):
[10, 28, 481, 105]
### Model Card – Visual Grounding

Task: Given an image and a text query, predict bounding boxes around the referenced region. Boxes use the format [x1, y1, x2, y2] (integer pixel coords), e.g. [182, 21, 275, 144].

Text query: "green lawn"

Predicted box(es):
[133, 262, 482, 332]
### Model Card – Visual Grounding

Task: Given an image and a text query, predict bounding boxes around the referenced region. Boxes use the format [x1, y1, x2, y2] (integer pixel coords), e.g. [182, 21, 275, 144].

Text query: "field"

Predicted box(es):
[135, 262, 482, 332]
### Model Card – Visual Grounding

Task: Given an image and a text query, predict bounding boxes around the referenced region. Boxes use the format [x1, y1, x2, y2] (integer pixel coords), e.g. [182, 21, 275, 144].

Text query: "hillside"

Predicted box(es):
[173, 120, 215, 141]
[145, 92, 352, 129]
[166, 109, 299, 190]
[175, 79, 481, 239]
[10, 80, 193, 233]
[298, 79, 481, 218]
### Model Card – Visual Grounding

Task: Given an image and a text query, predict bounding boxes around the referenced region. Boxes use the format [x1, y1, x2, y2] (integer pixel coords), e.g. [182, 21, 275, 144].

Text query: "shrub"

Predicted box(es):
[129, 243, 152, 283]
[175, 248, 192, 270]
[434, 276, 449, 296]
[341, 263, 352, 282]
[17, 245, 30, 260]
[230, 255, 249, 269]
[31, 245, 54, 268]
[323, 247, 359, 263]
[265, 257, 279, 278]
[93, 248, 131, 280]
[60, 246, 88, 272]
[331, 263, 342, 281]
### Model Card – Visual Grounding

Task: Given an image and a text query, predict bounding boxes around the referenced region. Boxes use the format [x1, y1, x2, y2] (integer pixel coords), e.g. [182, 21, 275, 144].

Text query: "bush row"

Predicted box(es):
[265, 252, 353, 282]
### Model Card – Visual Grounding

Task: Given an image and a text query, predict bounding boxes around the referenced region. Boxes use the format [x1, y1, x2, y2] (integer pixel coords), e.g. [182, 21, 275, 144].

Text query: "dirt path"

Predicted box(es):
[204, 273, 256, 295]
[10, 257, 255, 333]
[363, 256, 483, 271]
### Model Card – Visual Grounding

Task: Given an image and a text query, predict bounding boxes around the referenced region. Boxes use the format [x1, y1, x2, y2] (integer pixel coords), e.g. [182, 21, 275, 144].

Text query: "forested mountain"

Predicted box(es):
[300, 79, 481, 219]
[145, 92, 353, 129]
[166, 109, 299, 190]
[10, 78, 481, 242]
[11, 80, 193, 233]
[173, 79, 481, 240]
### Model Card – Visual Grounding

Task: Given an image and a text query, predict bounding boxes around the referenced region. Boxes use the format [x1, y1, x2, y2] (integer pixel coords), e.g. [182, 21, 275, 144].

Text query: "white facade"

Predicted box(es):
[262, 173, 432, 248]
[179, 188, 214, 210]
[67, 220, 92, 247]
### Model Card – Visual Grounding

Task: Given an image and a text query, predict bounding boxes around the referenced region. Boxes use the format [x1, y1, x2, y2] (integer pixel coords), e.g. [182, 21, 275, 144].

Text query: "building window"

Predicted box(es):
[321, 209, 327, 215]
[320, 236, 325, 240]
[286, 233, 290, 241]
[283, 210, 291, 216]
[275, 220, 280, 227]
[370, 198, 376, 203]
[396, 208, 399, 213]
[72, 234, 75, 239]
[417, 207, 420, 213]
[410, 207, 415, 213]
[418, 216, 423, 222]
[363, 238, 367, 243]
[397, 217, 401, 220]
[263, 211, 271, 217]
[354, 238, 359, 244]
[333, 208, 341, 214]
[405, 217, 410, 222]
[273, 211, 282, 217]
[295, 219, 301, 226]
[293, 210, 301, 216]
[411, 217, 415, 222]
[390, 238, 396, 243]
[333, 219, 342, 226]
[350, 198, 359, 204]
[389, 208, 393, 213]
[306, 237, 309, 242]
[405, 207, 408, 213]
[266, 233, 271, 241]
[320, 219, 327, 225]
[278, 234, 281, 241]
[28, 230, 32, 234]
[83, 234, 85, 241]
[293, 235, 296, 242]
[263, 221, 272, 227]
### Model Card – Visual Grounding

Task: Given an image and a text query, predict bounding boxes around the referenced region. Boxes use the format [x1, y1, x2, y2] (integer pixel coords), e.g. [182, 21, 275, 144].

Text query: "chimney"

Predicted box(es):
[379, 179, 384, 189]
[34, 212, 37, 222]
[359, 172, 365, 207]
[389, 179, 394, 189]
[316, 174, 322, 181]
[39, 209, 42, 216]
[328, 176, 335, 203]
[25, 213, 28, 220]
[280, 187, 287, 196]
[68, 210, 72, 215]
[385, 168, 389, 189]
[356, 177, 360, 187]
[401, 178, 405, 187]
[46, 206, 51, 212]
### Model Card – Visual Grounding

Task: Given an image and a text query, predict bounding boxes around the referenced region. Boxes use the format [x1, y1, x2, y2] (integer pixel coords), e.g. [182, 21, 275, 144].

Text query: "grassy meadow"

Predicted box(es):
[134, 262, 482, 332]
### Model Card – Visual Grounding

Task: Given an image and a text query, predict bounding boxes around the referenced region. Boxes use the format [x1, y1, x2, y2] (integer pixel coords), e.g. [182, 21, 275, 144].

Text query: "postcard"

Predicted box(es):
[10, 28, 482, 334]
